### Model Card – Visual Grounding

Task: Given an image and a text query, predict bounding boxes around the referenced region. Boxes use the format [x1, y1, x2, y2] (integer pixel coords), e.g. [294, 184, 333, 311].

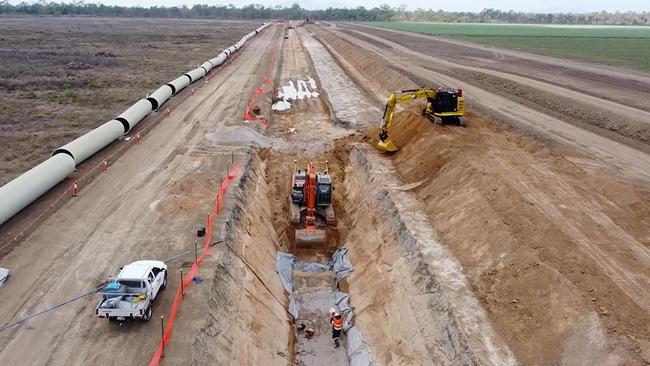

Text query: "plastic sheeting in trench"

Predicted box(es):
[332, 247, 354, 283]
[275, 252, 299, 319]
[275, 249, 372, 366]
[0, 268, 8, 287]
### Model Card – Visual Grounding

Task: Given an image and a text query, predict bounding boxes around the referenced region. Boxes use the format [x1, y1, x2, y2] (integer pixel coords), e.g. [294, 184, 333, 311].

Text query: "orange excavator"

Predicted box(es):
[290, 160, 336, 247]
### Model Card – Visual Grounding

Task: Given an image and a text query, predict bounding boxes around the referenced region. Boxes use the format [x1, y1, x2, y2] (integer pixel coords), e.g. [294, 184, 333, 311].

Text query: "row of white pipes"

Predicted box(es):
[0, 22, 271, 226]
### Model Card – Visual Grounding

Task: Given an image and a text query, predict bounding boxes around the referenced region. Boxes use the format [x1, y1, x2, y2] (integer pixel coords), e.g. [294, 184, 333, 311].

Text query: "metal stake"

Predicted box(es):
[180, 268, 184, 297]
[161, 315, 165, 357]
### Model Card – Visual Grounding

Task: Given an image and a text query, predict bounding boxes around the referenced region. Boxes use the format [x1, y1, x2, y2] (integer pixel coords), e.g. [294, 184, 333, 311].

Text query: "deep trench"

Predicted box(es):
[261, 145, 354, 364]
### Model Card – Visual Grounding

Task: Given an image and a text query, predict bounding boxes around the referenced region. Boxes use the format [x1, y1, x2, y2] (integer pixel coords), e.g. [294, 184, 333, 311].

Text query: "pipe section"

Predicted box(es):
[52, 120, 124, 164]
[0, 22, 272, 227]
[116, 99, 152, 133]
[184, 67, 206, 83]
[200, 61, 213, 74]
[167, 75, 191, 96]
[147, 85, 173, 111]
[208, 53, 227, 68]
[0, 154, 75, 225]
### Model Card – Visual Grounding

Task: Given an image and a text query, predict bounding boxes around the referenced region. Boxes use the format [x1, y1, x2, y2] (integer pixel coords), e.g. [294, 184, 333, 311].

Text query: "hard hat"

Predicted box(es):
[334, 312, 340, 317]
[329, 308, 336, 314]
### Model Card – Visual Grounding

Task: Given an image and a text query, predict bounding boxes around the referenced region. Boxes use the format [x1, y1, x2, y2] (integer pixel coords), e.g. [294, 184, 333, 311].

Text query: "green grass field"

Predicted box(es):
[370, 22, 650, 71]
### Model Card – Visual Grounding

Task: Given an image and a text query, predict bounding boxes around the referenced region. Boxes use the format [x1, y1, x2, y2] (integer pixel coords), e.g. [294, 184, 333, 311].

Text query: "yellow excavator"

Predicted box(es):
[377, 87, 465, 152]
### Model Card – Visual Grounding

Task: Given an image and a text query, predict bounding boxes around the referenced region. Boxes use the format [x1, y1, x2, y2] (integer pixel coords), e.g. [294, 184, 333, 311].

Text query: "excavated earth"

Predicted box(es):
[1, 20, 650, 366]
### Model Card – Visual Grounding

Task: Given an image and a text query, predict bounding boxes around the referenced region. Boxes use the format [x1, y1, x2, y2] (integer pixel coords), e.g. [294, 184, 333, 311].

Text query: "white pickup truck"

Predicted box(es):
[96, 260, 167, 322]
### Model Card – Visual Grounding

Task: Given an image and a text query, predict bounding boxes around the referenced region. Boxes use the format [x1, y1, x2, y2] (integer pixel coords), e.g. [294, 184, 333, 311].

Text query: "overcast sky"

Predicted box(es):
[10, 0, 649, 12]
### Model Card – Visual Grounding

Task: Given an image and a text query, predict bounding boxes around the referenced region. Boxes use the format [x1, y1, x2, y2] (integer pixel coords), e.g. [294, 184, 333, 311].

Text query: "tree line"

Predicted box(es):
[0, 1, 648, 25]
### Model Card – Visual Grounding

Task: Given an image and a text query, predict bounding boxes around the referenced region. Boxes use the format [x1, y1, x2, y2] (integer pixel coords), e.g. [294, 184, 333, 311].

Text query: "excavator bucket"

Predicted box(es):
[377, 139, 398, 153]
[295, 227, 327, 247]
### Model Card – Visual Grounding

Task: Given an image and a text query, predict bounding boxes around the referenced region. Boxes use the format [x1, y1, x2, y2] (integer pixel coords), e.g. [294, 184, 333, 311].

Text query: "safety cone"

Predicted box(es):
[71, 180, 79, 197]
[103, 159, 109, 173]
[135, 132, 142, 144]
[164, 108, 171, 118]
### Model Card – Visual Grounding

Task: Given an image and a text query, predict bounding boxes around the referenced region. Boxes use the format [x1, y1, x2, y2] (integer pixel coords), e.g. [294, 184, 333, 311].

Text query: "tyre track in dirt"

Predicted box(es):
[340, 23, 650, 149]
[343, 28, 650, 138]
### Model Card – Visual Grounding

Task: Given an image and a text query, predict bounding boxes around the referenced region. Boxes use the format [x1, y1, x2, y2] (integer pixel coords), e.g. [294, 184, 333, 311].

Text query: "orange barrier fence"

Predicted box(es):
[242, 25, 283, 128]
[148, 162, 241, 366]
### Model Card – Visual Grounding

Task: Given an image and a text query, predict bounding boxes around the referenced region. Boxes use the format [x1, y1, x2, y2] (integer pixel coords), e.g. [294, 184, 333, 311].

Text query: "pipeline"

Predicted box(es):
[0, 22, 272, 227]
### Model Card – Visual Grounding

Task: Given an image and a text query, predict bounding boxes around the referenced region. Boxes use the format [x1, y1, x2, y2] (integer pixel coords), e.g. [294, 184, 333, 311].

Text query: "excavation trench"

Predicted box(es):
[249, 139, 517, 365]
[190, 22, 516, 365]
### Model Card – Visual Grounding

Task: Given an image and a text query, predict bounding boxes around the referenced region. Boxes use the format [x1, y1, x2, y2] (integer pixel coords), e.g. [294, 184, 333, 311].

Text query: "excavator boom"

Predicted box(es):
[377, 87, 464, 152]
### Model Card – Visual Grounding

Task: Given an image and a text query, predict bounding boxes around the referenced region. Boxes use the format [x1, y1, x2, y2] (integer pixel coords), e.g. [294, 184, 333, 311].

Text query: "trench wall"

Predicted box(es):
[192, 153, 293, 365]
[341, 145, 516, 366]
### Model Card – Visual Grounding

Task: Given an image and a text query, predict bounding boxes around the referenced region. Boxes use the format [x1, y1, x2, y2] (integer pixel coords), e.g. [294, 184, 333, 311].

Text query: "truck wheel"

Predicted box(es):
[143, 306, 152, 321]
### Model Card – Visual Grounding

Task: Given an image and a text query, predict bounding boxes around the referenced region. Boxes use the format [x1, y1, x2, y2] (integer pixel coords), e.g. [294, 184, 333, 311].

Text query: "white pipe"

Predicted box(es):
[200, 61, 213, 73]
[0, 22, 272, 227]
[184, 67, 206, 83]
[116, 99, 152, 133]
[52, 120, 124, 165]
[0, 154, 75, 226]
[167, 75, 191, 95]
[147, 85, 173, 110]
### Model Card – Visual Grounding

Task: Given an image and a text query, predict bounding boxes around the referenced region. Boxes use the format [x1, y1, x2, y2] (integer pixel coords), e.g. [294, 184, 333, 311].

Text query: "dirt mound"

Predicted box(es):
[341, 144, 515, 365]
[384, 110, 650, 365]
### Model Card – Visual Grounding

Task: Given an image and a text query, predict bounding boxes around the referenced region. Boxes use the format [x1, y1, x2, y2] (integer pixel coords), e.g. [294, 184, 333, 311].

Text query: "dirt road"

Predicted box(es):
[0, 25, 285, 365]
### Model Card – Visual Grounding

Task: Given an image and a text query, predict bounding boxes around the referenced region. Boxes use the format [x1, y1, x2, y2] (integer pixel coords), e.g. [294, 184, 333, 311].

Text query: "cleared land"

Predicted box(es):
[1, 18, 650, 366]
[0, 17, 259, 186]
[314, 22, 650, 365]
[371, 22, 650, 71]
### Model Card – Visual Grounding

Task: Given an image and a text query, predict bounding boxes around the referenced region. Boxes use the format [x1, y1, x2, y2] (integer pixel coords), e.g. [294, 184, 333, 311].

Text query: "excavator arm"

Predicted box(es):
[377, 87, 464, 152]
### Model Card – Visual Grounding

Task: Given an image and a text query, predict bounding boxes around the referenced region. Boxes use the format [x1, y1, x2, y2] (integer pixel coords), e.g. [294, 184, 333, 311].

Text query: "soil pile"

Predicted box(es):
[385, 110, 650, 365]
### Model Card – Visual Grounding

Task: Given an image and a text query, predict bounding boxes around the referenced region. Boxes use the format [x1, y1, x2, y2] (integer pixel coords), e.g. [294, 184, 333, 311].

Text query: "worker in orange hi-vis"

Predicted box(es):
[331, 312, 343, 348]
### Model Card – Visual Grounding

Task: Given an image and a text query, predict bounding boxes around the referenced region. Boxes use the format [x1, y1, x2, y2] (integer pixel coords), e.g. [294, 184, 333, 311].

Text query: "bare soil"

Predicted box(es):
[383, 111, 650, 365]
[313, 23, 650, 365]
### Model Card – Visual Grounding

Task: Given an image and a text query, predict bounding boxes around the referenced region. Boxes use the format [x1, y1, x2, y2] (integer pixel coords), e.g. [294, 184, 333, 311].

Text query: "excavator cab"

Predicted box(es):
[291, 170, 307, 205]
[425, 89, 465, 126]
[316, 173, 332, 206]
[429, 90, 458, 113]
